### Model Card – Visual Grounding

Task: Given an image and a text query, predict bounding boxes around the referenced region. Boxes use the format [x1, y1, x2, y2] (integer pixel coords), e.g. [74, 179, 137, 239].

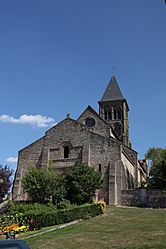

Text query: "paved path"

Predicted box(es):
[22, 220, 79, 240]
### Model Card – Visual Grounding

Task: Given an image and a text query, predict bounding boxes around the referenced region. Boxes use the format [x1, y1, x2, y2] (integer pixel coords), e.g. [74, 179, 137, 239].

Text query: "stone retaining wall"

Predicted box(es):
[121, 188, 166, 208]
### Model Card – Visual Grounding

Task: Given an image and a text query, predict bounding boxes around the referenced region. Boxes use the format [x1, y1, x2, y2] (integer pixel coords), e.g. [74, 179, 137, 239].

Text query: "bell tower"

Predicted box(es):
[98, 75, 130, 147]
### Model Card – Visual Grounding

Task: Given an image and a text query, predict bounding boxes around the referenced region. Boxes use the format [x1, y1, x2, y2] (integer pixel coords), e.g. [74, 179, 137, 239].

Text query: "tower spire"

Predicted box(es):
[99, 75, 124, 102]
[98, 75, 130, 147]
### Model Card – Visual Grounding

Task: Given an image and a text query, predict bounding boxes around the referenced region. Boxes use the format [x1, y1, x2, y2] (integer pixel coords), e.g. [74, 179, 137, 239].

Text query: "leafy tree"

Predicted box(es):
[22, 166, 65, 204]
[0, 165, 13, 203]
[46, 170, 66, 205]
[145, 147, 166, 190]
[64, 164, 102, 205]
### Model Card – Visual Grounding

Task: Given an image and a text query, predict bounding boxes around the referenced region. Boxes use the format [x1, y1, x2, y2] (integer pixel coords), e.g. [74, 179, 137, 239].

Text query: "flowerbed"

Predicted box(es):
[0, 202, 105, 233]
[0, 224, 28, 234]
[0, 223, 29, 239]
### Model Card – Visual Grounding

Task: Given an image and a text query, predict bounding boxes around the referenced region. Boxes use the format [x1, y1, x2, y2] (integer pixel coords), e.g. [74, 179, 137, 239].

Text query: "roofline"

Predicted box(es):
[98, 99, 129, 111]
[77, 105, 116, 133]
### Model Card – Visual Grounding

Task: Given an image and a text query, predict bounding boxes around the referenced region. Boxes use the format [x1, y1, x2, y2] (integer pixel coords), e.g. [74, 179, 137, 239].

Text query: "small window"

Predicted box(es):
[117, 109, 121, 119]
[99, 164, 101, 173]
[114, 107, 121, 120]
[104, 112, 107, 120]
[114, 122, 122, 137]
[85, 117, 95, 127]
[64, 146, 70, 158]
[108, 111, 112, 120]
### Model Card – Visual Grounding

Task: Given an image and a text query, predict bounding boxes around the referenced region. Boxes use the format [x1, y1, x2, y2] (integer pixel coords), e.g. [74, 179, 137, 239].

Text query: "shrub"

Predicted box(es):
[6, 202, 57, 215]
[64, 164, 102, 205]
[57, 199, 76, 210]
[18, 203, 103, 230]
[0, 165, 13, 203]
[22, 166, 65, 204]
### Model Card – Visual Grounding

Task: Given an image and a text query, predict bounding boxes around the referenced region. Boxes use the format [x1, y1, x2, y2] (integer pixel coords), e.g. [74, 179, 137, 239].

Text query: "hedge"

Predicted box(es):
[6, 202, 57, 214]
[18, 203, 104, 229]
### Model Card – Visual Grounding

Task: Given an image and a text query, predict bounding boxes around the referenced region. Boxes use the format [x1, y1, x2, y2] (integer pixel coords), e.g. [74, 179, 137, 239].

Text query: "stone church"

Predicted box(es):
[13, 75, 147, 205]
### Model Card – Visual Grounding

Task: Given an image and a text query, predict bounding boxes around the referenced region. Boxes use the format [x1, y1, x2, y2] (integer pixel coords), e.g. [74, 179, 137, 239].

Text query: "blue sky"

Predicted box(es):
[0, 0, 166, 171]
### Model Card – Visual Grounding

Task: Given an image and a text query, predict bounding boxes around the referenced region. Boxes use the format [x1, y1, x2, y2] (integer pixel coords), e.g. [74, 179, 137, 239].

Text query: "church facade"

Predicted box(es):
[13, 75, 146, 205]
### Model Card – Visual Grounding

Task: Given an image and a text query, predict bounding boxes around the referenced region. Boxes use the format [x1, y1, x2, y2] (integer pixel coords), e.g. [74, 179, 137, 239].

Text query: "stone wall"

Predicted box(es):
[13, 117, 122, 203]
[77, 106, 111, 138]
[121, 188, 166, 208]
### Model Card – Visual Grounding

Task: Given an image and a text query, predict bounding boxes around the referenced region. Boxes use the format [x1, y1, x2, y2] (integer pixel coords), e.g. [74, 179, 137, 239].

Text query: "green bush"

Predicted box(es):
[57, 199, 76, 210]
[22, 165, 66, 204]
[6, 202, 57, 215]
[64, 164, 102, 205]
[18, 203, 103, 229]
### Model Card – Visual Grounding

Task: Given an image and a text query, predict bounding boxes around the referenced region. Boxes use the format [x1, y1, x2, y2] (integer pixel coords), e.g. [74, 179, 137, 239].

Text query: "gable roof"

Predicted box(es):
[77, 105, 109, 124]
[45, 116, 87, 135]
[99, 75, 125, 102]
[77, 105, 119, 138]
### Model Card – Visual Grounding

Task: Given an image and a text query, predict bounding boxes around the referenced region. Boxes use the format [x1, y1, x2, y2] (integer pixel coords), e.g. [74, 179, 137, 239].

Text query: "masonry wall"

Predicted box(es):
[77, 107, 111, 138]
[13, 114, 139, 205]
[13, 117, 122, 203]
[88, 133, 121, 204]
[42, 118, 122, 205]
[121, 188, 166, 208]
[13, 137, 44, 201]
[121, 152, 135, 188]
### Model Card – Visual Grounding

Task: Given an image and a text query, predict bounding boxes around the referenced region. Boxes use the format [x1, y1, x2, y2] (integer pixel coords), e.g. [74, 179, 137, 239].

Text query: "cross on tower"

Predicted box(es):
[112, 66, 115, 75]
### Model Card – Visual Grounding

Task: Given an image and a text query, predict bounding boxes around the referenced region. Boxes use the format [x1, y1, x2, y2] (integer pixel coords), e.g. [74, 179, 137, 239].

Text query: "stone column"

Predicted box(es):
[115, 160, 123, 206]
[108, 162, 116, 205]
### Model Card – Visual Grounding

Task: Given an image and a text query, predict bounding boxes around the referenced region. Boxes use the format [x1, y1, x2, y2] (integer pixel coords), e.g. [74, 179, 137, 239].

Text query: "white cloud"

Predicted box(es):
[0, 114, 55, 128]
[6, 157, 18, 163]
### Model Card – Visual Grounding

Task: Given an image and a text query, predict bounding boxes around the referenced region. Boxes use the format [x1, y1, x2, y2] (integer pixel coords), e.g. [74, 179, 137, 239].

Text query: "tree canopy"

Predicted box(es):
[145, 147, 166, 190]
[64, 164, 102, 205]
[22, 164, 102, 205]
[0, 165, 13, 203]
[22, 165, 65, 204]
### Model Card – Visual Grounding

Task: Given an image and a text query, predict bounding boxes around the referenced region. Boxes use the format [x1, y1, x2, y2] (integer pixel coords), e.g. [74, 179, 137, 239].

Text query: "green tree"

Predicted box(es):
[145, 147, 166, 190]
[22, 165, 65, 204]
[64, 164, 102, 205]
[0, 165, 13, 203]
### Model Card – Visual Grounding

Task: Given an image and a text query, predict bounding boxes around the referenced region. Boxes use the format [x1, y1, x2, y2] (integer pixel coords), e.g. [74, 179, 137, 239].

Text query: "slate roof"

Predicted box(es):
[99, 75, 125, 102]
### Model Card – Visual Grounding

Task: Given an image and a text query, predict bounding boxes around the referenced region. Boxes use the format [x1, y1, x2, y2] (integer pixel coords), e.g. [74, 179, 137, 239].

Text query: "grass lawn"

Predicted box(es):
[24, 207, 166, 249]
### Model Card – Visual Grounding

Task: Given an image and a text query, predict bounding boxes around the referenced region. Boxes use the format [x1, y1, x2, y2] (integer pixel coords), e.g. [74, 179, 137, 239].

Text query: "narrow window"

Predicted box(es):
[114, 107, 121, 120]
[108, 111, 112, 120]
[117, 109, 121, 119]
[99, 164, 102, 173]
[64, 146, 70, 158]
[114, 109, 117, 120]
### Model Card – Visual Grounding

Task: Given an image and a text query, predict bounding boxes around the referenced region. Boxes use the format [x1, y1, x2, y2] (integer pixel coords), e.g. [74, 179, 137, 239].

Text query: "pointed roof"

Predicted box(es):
[99, 75, 125, 102]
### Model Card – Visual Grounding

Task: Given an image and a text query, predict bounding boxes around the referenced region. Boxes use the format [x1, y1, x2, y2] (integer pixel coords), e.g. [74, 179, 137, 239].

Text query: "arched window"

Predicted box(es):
[104, 106, 110, 121]
[114, 109, 117, 120]
[64, 146, 70, 158]
[117, 109, 121, 119]
[114, 122, 122, 137]
[104, 112, 107, 120]
[114, 107, 122, 120]
[108, 111, 112, 120]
